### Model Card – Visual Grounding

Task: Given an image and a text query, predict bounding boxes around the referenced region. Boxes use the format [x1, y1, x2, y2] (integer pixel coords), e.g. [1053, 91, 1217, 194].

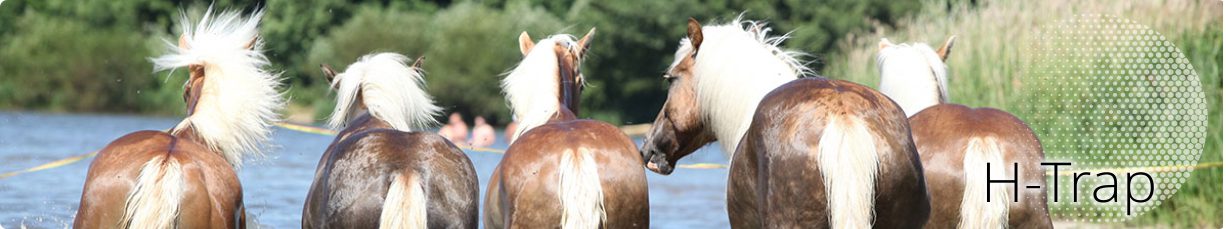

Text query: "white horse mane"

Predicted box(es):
[876, 39, 949, 117]
[502, 34, 582, 139]
[676, 17, 811, 153]
[328, 53, 441, 132]
[152, 8, 283, 168]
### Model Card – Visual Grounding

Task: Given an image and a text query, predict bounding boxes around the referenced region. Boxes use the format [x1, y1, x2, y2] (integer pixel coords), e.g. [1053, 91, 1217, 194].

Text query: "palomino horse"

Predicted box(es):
[302, 53, 479, 228]
[74, 9, 282, 228]
[484, 29, 650, 228]
[639, 18, 931, 228]
[878, 37, 1052, 228]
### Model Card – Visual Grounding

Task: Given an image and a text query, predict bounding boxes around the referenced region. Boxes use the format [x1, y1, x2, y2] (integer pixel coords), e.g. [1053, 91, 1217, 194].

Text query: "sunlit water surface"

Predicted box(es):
[0, 112, 732, 228]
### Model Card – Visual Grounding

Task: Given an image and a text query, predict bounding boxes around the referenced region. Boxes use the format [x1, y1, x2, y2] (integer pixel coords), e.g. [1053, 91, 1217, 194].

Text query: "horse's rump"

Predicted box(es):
[909, 104, 1052, 228]
[740, 78, 929, 228]
[489, 120, 647, 228]
[305, 129, 479, 228]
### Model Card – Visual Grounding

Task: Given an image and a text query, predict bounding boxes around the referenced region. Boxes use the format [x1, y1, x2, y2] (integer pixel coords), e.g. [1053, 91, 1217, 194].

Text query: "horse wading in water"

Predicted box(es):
[639, 18, 931, 228]
[303, 53, 479, 228]
[484, 29, 650, 228]
[74, 8, 282, 228]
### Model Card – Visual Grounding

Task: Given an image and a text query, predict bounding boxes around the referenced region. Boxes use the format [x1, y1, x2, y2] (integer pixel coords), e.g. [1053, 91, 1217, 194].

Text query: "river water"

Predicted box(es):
[0, 111, 732, 228]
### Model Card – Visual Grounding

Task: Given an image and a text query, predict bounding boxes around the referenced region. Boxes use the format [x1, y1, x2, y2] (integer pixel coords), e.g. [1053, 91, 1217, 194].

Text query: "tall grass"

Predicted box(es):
[824, 0, 1221, 226]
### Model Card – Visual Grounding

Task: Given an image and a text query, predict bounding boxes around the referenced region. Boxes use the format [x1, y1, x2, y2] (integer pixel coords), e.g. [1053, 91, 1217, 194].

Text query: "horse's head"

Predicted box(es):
[178, 34, 258, 116]
[320, 53, 439, 131]
[876, 36, 956, 116]
[502, 29, 595, 139]
[517, 29, 594, 114]
[641, 18, 717, 175]
[152, 9, 283, 167]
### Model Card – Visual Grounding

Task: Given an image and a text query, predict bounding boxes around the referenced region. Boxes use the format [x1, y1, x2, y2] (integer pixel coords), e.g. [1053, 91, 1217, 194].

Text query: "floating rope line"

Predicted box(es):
[6, 122, 1215, 180]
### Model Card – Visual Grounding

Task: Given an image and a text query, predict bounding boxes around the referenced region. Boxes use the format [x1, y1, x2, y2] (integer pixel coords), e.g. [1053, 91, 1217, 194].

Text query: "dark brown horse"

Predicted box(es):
[877, 37, 1051, 228]
[75, 9, 281, 228]
[302, 53, 479, 228]
[638, 18, 930, 228]
[484, 29, 650, 228]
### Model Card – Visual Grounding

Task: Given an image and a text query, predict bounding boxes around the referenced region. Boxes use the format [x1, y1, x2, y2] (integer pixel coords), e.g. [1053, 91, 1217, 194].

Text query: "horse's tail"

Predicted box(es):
[557, 148, 606, 228]
[816, 116, 879, 228]
[959, 136, 1010, 229]
[120, 155, 185, 228]
[380, 172, 428, 228]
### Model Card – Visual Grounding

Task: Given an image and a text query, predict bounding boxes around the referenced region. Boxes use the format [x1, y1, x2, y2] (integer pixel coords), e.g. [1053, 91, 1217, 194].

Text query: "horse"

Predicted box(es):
[484, 29, 650, 228]
[877, 37, 1053, 228]
[302, 53, 480, 228]
[74, 8, 282, 228]
[638, 18, 931, 228]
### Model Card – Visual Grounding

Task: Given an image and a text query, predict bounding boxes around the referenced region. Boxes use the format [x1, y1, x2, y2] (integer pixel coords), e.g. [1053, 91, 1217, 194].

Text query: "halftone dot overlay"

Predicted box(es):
[1024, 14, 1207, 222]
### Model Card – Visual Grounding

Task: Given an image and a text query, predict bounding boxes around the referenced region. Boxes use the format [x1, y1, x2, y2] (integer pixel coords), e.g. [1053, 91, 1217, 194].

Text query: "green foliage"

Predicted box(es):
[0, 7, 179, 114]
[0, 0, 921, 124]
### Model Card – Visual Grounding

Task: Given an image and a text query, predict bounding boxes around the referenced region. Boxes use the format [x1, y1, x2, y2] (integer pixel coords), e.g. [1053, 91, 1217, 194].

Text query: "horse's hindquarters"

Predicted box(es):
[304, 130, 480, 229]
[742, 78, 930, 228]
[910, 104, 1053, 228]
[487, 120, 648, 228]
[75, 131, 243, 228]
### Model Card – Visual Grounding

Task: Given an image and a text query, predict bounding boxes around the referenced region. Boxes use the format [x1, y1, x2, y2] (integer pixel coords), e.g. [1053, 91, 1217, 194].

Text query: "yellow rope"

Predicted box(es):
[0, 151, 98, 179]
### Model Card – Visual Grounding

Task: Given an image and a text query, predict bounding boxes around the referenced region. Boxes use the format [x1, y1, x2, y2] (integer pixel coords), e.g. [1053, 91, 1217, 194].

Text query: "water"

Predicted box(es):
[0, 112, 732, 228]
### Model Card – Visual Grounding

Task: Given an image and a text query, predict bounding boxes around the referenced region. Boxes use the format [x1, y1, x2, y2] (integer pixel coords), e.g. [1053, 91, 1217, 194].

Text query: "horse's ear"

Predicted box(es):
[576, 28, 596, 58]
[518, 31, 535, 56]
[878, 38, 894, 51]
[936, 35, 957, 61]
[320, 64, 338, 83]
[687, 18, 704, 51]
[412, 56, 425, 69]
[178, 34, 190, 50]
[243, 36, 259, 50]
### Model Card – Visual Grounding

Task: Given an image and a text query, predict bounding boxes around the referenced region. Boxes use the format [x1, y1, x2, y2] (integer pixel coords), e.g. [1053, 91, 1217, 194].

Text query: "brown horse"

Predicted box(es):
[878, 37, 1052, 228]
[302, 53, 479, 228]
[74, 9, 282, 228]
[638, 18, 930, 228]
[484, 29, 650, 228]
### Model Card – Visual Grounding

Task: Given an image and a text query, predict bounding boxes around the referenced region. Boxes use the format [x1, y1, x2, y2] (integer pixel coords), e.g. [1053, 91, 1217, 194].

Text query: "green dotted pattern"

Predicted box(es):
[1025, 14, 1208, 222]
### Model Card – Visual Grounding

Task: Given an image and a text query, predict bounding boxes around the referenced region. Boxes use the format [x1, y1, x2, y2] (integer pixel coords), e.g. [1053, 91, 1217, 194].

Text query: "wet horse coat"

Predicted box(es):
[484, 30, 650, 228]
[74, 9, 281, 228]
[639, 18, 930, 228]
[302, 53, 479, 228]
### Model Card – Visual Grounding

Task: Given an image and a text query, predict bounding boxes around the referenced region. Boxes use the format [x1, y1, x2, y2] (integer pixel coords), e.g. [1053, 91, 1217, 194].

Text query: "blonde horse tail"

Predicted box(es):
[816, 116, 879, 228]
[558, 148, 606, 228]
[380, 172, 428, 228]
[120, 155, 185, 228]
[959, 136, 1010, 229]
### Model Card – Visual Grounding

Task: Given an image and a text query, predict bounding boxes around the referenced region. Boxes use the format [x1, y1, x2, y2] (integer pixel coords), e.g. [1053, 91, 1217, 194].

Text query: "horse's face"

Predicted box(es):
[641, 18, 715, 175]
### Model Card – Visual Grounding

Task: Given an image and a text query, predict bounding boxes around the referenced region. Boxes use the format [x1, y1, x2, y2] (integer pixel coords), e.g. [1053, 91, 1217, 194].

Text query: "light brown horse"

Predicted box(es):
[484, 29, 650, 228]
[302, 53, 479, 228]
[638, 18, 930, 228]
[74, 9, 282, 228]
[877, 37, 1052, 228]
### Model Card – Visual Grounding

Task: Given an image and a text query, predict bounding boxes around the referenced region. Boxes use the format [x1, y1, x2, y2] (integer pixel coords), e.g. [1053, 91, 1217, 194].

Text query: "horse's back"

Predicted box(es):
[909, 104, 1052, 228]
[732, 77, 929, 228]
[75, 130, 242, 228]
[304, 129, 479, 229]
[489, 120, 648, 228]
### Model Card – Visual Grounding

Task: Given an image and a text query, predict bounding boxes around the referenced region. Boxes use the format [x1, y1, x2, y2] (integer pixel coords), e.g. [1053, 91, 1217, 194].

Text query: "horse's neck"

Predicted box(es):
[338, 113, 394, 139]
[170, 124, 206, 147]
[548, 107, 578, 123]
[703, 75, 795, 153]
